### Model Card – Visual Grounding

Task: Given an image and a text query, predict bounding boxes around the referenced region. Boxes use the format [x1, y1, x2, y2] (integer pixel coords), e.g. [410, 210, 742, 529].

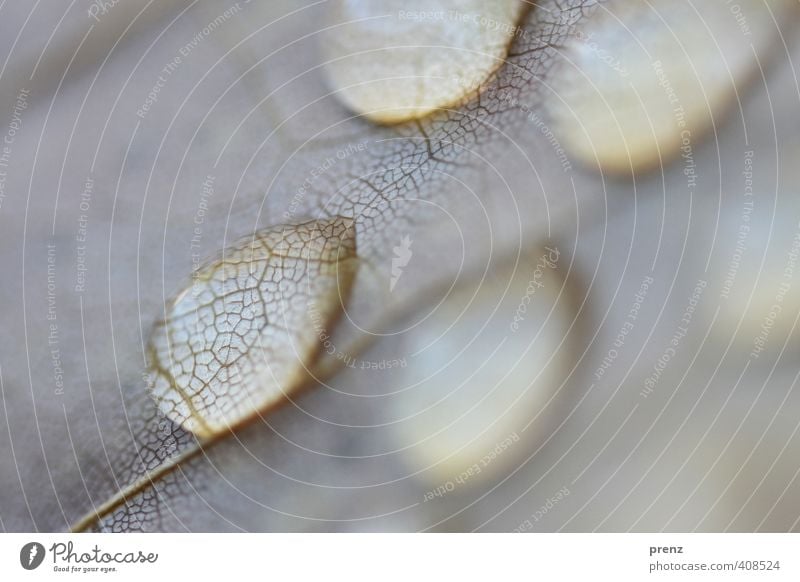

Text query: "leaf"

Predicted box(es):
[63, 0, 599, 532]
[17, 0, 787, 533]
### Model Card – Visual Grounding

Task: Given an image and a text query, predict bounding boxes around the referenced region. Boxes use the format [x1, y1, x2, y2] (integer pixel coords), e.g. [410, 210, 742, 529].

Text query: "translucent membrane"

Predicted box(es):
[546, 0, 797, 173]
[321, 0, 525, 123]
[148, 217, 358, 437]
[390, 247, 574, 484]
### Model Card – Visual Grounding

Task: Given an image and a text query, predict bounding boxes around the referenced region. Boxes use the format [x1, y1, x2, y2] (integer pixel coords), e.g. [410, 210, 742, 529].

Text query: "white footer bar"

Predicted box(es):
[1, 533, 797, 581]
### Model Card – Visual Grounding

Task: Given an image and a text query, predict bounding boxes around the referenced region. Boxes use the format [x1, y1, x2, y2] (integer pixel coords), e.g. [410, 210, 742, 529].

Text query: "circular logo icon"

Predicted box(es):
[20, 542, 45, 570]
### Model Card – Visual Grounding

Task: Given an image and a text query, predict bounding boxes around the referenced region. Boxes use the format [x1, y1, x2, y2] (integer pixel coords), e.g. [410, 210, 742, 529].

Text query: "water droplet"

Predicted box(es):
[321, 0, 526, 123]
[148, 217, 358, 437]
[546, 0, 796, 173]
[389, 247, 575, 483]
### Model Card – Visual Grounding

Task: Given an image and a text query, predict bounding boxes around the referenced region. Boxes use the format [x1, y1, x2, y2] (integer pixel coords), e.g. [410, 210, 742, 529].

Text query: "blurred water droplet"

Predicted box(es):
[321, 0, 525, 123]
[546, 0, 797, 173]
[148, 217, 358, 437]
[390, 247, 576, 485]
